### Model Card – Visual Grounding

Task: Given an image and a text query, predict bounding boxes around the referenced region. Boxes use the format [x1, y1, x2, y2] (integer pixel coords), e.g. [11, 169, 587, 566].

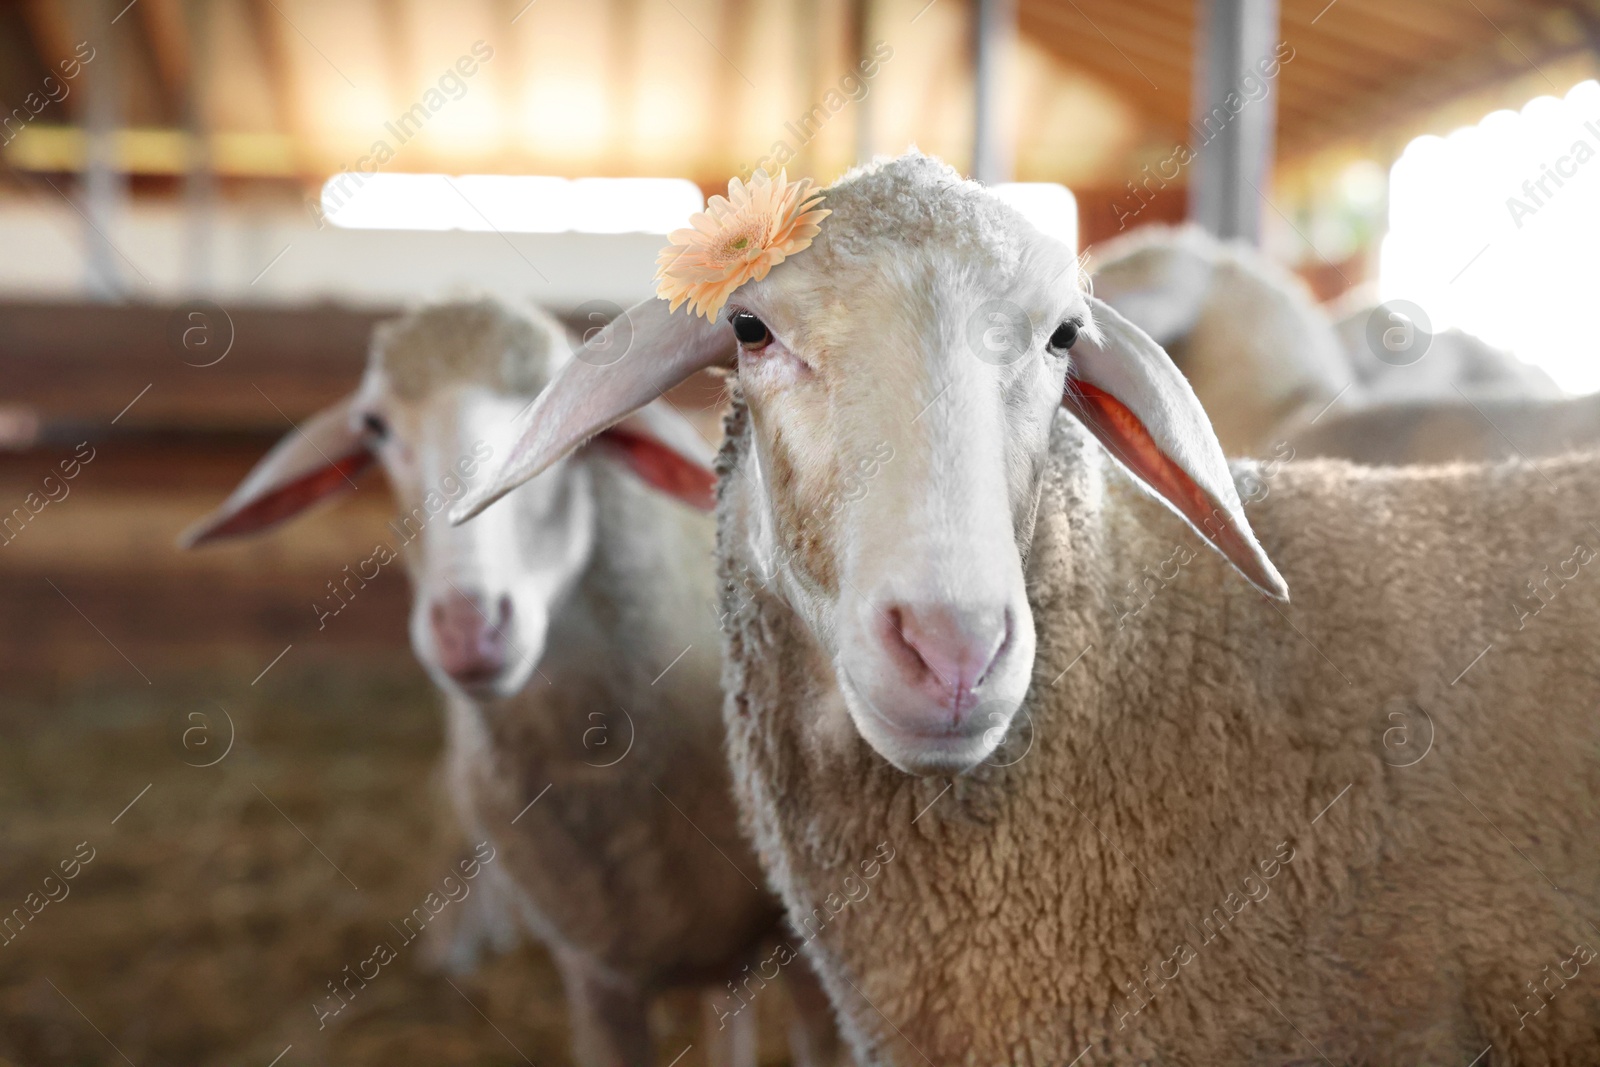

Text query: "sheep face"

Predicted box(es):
[458, 152, 1287, 776]
[720, 191, 1086, 775]
[189, 298, 718, 702]
[353, 363, 596, 702]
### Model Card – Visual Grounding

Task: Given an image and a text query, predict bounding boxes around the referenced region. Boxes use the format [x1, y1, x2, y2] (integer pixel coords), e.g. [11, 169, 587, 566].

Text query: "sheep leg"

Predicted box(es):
[783, 959, 843, 1067]
[702, 988, 758, 1067]
[560, 958, 654, 1067]
[418, 853, 524, 974]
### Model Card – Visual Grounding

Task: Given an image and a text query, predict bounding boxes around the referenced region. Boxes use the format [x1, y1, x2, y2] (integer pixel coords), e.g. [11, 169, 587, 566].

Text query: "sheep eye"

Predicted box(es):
[362, 413, 389, 441]
[731, 311, 772, 349]
[1049, 320, 1082, 351]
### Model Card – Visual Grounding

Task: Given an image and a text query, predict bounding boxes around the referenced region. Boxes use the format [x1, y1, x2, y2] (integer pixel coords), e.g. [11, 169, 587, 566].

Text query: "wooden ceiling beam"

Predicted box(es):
[137, 0, 192, 122]
[1048, 0, 1487, 120]
[1295, 0, 1489, 50]
[1279, 49, 1395, 98]
[1031, 0, 1195, 55]
[1033, 0, 1452, 137]
[1015, 36, 1176, 120]
[375, 0, 411, 110]
[1024, 2, 1194, 77]
[719, 0, 755, 157]
[608, 0, 641, 173]
[915, 9, 973, 157]
[1103, 0, 1194, 32]
[19, 0, 82, 119]
[1272, 95, 1330, 132]
[20, 0, 78, 68]
[245, 0, 317, 180]
[0, 6, 51, 116]
[1276, 38, 1585, 156]
[1281, 14, 1458, 72]
[1015, 32, 1185, 123]
[486, 0, 530, 171]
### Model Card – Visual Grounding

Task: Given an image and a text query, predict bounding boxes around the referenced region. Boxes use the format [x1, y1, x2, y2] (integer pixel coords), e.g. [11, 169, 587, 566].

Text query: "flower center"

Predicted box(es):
[713, 218, 769, 264]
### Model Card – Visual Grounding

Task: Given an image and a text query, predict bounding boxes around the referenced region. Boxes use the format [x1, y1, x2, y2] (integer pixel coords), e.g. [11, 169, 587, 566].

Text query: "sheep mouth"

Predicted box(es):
[838, 664, 986, 735]
[445, 666, 520, 700]
[836, 664, 1004, 775]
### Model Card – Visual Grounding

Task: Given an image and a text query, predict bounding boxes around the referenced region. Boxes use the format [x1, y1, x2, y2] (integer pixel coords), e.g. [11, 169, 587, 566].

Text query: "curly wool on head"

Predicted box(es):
[808, 151, 1036, 275]
[371, 297, 568, 401]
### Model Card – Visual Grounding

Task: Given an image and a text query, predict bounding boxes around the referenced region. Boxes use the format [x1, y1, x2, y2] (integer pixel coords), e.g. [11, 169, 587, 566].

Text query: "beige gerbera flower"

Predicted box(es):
[655, 169, 830, 320]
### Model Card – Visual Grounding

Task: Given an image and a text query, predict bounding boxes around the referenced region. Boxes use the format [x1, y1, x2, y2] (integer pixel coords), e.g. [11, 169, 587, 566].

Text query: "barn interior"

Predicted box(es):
[2, 1, 1598, 1064]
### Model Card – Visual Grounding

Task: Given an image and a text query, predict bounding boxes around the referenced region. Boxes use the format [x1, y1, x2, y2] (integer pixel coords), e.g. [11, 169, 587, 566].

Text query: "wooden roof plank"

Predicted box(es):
[137, 0, 192, 122]
[245, 0, 304, 153]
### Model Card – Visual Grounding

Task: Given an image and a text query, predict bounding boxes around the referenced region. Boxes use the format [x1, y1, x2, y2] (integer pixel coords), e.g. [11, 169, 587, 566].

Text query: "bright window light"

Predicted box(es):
[321, 174, 705, 234]
[321, 175, 1078, 252]
[993, 182, 1079, 252]
[1381, 79, 1600, 394]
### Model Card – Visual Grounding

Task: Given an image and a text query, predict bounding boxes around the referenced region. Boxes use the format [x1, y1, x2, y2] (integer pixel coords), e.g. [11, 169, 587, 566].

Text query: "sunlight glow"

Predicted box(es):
[993, 183, 1079, 252]
[1381, 80, 1600, 394]
[320, 174, 1077, 253]
[321, 174, 705, 234]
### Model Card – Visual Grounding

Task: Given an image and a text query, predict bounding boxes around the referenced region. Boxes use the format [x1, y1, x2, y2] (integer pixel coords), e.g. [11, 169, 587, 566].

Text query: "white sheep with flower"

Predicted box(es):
[459, 154, 1600, 1066]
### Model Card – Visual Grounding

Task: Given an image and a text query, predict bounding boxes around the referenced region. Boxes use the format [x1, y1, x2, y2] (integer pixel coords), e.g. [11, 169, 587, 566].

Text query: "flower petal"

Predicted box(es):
[654, 168, 829, 317]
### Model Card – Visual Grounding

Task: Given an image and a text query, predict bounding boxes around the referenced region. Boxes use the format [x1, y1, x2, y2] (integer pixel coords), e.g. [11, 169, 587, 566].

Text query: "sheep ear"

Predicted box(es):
[1087, 286, 1188, 347]
[454, 298, 734, 522]
[1064, 297, 1289, 601]
[587, 400, 718, 512]
[180, 395, 375, 547]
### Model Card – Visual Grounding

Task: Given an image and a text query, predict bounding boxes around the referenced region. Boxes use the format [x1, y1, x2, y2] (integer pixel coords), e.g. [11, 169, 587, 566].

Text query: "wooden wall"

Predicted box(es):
[0, 298, 731, 683]
[0, 300, 407, 680]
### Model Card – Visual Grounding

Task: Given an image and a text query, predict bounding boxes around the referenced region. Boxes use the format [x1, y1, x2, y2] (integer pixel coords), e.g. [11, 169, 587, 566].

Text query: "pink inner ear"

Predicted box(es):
[187, 449, 374, 545]
[1063, 377, 1269, 594]
[593, 427, 717, 512]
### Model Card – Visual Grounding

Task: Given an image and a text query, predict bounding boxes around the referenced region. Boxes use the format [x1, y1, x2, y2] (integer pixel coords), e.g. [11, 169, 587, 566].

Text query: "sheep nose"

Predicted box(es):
[429, 590, 512, 687]
[876, 601, 1010, 724]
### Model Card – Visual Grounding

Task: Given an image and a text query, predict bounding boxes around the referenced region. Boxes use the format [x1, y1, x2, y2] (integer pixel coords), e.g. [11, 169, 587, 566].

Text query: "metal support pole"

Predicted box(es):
[972, 0, 1014, 185]
[183, 0, 215, 293]
[849, 0, 873, 165]
[1187, 0, 1279, 243]
[79, 0, 127, 300]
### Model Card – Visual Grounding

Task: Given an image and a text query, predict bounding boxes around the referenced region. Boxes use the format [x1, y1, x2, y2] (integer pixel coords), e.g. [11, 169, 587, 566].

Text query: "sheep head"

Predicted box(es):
[457, 152, 1286, 774]
[184, 298, 714, 702]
